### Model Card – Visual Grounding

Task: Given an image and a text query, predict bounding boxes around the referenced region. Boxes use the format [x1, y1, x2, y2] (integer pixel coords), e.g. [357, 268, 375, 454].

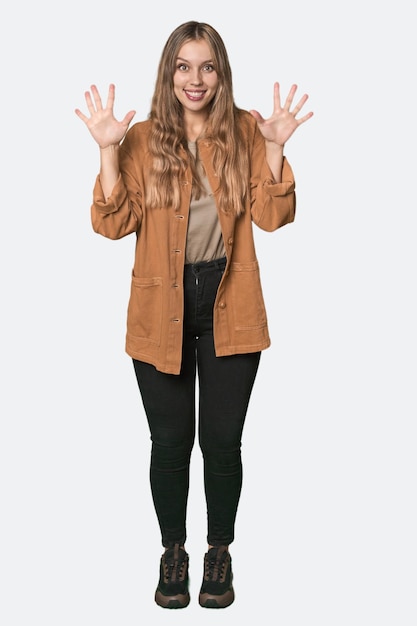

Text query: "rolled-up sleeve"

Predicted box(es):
[91, 145, 142, 240]
[93, 173, 128, 214]
[252, 157, 296, 231]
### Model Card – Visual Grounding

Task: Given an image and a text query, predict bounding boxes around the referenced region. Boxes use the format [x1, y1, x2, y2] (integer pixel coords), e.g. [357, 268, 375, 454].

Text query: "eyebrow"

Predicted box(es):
[176, 56, 214, 64]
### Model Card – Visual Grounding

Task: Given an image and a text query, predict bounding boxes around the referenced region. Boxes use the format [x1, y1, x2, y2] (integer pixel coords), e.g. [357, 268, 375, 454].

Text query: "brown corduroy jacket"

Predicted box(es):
[91, 111, 296, 374]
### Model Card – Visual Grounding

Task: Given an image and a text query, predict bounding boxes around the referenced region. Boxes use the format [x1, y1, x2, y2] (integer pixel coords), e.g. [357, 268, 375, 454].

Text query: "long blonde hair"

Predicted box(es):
[146, 21, 249, 216]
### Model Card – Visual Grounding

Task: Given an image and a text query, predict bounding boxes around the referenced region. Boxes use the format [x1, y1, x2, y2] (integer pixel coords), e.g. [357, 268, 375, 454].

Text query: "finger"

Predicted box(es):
[84, 90, 96, 114]
[105, 83, 116, 110]
[90, 84, 104, 110]
[249, 109, 265, 123]
[291, 93, 309, 116]
[74, 108, 89, 123]
[296, 111, 314, 125]
[283, 84, 298, 110]
[121, 110, 137, 126]
[273, 82, 282, 112]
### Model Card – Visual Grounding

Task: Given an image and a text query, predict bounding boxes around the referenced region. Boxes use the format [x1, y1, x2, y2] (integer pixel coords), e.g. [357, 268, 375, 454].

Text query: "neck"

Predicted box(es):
[184, 112, 208, 142]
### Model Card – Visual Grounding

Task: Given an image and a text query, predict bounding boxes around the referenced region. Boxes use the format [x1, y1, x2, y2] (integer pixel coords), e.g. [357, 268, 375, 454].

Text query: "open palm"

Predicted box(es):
[250, 83, 313, 147]
[75, 84, 136, 148]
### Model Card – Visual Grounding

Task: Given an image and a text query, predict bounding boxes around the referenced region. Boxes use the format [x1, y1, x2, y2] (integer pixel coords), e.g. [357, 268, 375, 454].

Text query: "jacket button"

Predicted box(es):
[227, 237, 233, 245]
[218, 302, 226, 309]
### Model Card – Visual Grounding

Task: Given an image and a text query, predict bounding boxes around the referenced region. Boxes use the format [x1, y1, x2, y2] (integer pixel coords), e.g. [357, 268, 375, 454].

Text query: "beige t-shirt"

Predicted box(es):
[185, 141, 226, 264]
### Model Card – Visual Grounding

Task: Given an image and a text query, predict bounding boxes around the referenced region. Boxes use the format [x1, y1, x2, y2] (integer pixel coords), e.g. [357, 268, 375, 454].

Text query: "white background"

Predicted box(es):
[1, 1, 416, 624]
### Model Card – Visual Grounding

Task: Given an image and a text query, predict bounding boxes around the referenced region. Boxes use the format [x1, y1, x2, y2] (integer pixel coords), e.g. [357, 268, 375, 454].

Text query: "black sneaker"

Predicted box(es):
[155, 543, 190, 608]
[199, 545, 235, 608]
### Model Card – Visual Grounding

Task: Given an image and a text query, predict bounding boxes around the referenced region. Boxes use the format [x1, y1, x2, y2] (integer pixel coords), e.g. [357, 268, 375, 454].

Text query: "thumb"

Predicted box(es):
[249, 109, 264, 123]
[122, 110, 136, 125]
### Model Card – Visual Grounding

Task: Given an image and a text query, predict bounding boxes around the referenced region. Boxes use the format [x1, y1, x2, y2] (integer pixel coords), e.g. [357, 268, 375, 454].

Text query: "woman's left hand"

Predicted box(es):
[250, 82, 313, 147]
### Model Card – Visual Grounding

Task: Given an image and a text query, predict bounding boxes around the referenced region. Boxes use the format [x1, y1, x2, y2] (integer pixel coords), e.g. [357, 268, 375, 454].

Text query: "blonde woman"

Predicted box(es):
[75, 20, 313, 609]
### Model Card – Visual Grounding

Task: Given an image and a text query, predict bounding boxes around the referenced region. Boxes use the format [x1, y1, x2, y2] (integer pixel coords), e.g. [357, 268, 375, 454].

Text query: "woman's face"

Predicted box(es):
[173, 39, 219, 119]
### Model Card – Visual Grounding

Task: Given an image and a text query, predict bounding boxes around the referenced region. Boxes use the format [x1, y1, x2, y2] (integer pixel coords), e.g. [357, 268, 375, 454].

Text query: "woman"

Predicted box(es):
[75, 20, 313, 609]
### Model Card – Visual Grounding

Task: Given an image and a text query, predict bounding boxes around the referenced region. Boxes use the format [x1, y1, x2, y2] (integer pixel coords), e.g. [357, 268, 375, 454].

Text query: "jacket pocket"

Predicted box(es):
[127, 274, 163, 345]
[228, 261, 267, 330]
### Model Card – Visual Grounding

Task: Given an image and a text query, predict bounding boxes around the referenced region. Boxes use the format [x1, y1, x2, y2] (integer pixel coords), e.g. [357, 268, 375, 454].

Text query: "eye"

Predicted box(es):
[177, 63, 188, 71]
[202, 64, 215, 72]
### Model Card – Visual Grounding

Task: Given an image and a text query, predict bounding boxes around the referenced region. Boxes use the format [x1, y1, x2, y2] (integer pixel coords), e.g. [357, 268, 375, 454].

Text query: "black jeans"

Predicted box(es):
[133, 257, 260, 548]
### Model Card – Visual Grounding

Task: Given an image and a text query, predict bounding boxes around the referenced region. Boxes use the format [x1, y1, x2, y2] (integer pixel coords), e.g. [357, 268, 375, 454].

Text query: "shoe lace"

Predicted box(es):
[163, 544, 187, 583]
[204, 546, 228, 582]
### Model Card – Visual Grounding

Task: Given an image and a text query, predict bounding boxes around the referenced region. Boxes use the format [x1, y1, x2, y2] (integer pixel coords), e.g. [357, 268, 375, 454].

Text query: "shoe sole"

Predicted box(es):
[155, 590, 190, 609]
[198, 589, 235, 608]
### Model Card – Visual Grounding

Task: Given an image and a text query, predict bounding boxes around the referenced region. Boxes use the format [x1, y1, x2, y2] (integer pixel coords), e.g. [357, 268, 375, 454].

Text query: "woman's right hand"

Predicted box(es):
[75, 84, 136, 149]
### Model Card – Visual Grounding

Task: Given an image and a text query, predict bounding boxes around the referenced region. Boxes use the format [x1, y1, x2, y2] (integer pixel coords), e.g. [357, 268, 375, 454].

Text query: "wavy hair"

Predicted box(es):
[146, 21, 248, 215]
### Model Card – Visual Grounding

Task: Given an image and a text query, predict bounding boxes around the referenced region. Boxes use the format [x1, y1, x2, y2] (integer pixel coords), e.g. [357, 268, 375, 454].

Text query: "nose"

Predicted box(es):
[190, 68, 203, 85]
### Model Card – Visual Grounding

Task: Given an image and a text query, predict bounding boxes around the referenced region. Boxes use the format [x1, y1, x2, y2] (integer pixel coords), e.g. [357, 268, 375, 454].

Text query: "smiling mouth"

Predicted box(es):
[184, 90, 206, 101]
